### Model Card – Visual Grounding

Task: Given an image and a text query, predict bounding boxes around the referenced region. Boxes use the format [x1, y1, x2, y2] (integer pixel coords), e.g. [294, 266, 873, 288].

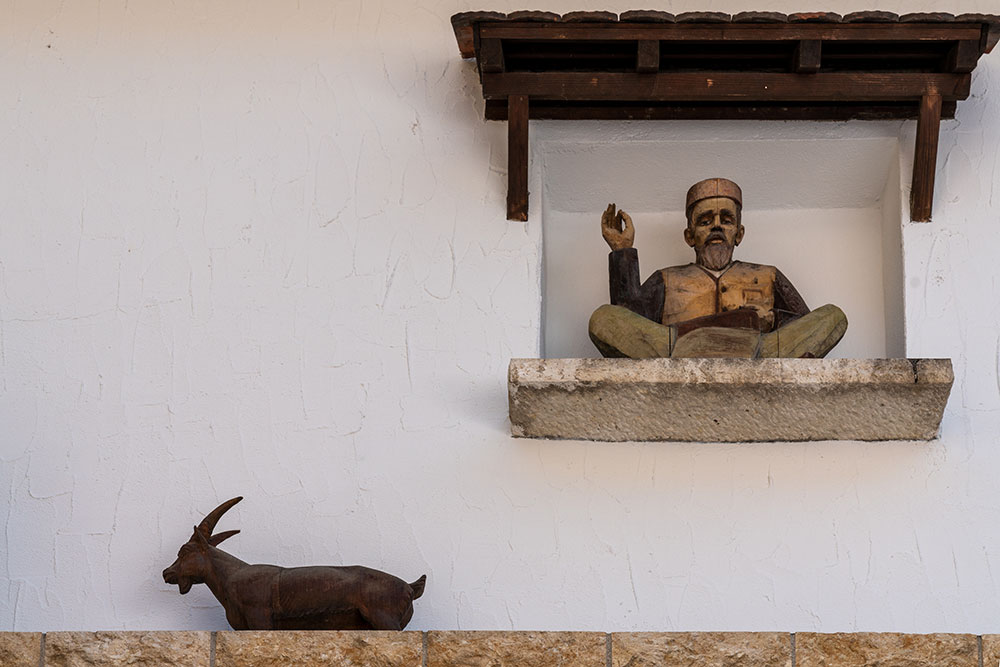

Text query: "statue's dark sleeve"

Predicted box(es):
[773, 268, 810, 327]
[608, 248, 664, 323]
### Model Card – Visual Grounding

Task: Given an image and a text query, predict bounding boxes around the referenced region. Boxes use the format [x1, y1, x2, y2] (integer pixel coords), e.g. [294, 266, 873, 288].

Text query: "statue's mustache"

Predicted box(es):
[705, 230, 729, 245]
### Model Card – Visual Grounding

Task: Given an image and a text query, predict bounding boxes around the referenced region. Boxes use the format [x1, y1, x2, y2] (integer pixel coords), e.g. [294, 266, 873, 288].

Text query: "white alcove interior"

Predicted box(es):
[537, 121, 907, 360]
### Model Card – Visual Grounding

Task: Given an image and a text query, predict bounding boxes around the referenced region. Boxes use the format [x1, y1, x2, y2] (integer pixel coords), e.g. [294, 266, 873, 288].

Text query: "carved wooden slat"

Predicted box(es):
[478, 22, 983, 42]
[732, 12, 788, 24]
[911, 93, 943, 222]
[843, 11, 898, 23]
[619, 10, 675, 23]
[505, 10, 559, 22]
[561, 10, 617, 22]
[900, 13, 956, 23]
[788, 12, 842, 23]
[676, 12, 730, 23]
[507, 95, 529, 222]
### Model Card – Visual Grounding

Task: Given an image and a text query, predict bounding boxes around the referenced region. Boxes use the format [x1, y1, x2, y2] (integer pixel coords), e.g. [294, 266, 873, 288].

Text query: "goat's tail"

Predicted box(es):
[409, 575, 427, 600]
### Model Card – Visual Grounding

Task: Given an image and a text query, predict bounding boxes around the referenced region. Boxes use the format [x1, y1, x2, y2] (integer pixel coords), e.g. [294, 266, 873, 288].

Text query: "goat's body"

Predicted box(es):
[207, 557, 424, 631]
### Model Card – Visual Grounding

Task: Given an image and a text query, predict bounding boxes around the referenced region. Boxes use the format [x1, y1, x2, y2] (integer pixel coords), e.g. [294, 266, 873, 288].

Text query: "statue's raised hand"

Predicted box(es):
[601, 203, 635, 251]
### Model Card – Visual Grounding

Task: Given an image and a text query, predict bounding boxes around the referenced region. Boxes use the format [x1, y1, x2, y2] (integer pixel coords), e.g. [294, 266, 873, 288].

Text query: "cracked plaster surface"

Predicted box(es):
[2, 0, 1000, 633]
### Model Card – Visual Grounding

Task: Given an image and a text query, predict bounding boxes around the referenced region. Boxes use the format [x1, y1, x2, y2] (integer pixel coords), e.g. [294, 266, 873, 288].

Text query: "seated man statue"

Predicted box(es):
[589, 177, 847, 359]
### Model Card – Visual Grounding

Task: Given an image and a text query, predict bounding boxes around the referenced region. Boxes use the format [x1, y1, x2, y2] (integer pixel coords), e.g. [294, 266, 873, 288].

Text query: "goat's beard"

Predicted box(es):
[696, 242, 735, 271]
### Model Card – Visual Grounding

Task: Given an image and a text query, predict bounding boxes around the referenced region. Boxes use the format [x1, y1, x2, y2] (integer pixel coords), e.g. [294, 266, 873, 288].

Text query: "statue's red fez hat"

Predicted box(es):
[685, 178, 743, 215]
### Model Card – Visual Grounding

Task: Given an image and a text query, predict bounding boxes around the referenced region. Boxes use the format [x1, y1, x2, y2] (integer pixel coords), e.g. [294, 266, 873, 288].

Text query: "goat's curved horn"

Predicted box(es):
[209, 530, 240, 547]
[197, 496, 243, 536]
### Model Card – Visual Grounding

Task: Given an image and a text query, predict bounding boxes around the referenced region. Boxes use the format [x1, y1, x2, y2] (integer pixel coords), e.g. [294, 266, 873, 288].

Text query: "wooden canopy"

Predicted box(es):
[450, 10, 1000, 221]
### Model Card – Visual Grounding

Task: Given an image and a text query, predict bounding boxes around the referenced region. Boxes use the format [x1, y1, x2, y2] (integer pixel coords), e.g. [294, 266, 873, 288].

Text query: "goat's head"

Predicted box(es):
[162, 497, 242, 594]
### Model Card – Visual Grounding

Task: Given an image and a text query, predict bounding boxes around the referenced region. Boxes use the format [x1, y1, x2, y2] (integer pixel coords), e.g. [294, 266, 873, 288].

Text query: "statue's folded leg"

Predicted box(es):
[669, 326, 761, 358]
[588, 304, 675, 358]
[758, 304, 848, 359]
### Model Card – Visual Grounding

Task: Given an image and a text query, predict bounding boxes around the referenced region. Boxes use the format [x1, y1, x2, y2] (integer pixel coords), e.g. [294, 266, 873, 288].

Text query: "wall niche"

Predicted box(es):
[446, 11, 999, 441]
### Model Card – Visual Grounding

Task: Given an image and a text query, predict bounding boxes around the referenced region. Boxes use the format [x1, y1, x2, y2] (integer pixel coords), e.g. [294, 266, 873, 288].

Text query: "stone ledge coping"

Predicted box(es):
[508, 358, 954, 442]
[3, 631, 994, 666]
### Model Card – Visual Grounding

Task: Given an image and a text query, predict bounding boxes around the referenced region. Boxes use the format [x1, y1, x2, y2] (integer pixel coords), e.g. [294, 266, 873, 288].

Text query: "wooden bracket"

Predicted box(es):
[793, 40, 822, 73]
[637, 40, 660, 73]
[947, 40, 979, 72]
[983, 23, 1000, 53]
[507, 95, 529, 221]
[910, 93, 942, 222]
[480, 38, 505, 73]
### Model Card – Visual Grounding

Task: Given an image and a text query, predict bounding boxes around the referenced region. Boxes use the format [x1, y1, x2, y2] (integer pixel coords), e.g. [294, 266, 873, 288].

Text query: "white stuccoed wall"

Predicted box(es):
[1, 0, 999, 633]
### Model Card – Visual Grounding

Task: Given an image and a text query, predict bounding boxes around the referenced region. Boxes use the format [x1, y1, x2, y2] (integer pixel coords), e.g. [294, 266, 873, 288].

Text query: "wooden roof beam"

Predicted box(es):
[482, 72, 972, 103]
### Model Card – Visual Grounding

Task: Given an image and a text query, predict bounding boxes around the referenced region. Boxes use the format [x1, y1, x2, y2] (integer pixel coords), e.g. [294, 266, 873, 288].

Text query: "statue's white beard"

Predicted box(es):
[697, 243, 734, 271]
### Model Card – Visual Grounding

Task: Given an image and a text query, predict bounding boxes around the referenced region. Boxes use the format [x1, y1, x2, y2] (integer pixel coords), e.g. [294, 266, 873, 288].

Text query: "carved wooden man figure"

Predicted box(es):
[589, 178, 847, 359]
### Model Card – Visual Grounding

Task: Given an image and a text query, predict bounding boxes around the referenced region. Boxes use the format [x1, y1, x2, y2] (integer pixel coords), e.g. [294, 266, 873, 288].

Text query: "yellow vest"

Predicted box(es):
[660, 262, 777, 331]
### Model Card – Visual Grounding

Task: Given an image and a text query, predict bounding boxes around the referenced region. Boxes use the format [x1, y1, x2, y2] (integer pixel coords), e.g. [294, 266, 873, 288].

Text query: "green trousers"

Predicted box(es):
[589, 304, 848, 359]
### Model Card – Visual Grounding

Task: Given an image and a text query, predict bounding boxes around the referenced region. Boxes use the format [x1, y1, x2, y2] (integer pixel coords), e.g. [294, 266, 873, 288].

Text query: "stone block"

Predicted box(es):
[0, 632, 42, 667]
[612, 632, 791, 666]
[215, 631, 422, 667]
[427, 631, 605, 667]
[44, 631, 210, 667]
[796, 632, 977, 666]
[980, 634, 1000, 667]
[508, 358, 953, 441]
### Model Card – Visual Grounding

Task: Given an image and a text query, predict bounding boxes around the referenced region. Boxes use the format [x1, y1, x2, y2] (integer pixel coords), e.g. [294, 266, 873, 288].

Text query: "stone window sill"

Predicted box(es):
[508, 358, 953, 442]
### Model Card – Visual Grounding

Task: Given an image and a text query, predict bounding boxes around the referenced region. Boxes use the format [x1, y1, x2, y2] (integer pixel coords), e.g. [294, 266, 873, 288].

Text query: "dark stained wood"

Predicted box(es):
[452, 10, 506, 24]
[507, 95, 529, 222]
[947, 40, 980, 72]
[957, 16, 1000, 54]
[843, 11, 898, 23]
[505, 10, 559, 22]
[454, 11, 1000, 223]
[676, 12, 730, 23]
[485, 99, 957, 121]
[732, 11, 787, 23]
[480, 38, 505, 73]
[900, 13, 956, 23]
[619, 10, 674, 23]
[478, 22, 983, 42]
[984, 23, 1000, 53]
[482, 72, 972, 102]
[562, 10, 617, 22]
[794, 40, 822, 73]
[788, 12, 842, 23]
[957, 14, 1000, 23]
[452, 11, 505, 58]
[911, 93, 942, 222]
[637, 40, 659, 73]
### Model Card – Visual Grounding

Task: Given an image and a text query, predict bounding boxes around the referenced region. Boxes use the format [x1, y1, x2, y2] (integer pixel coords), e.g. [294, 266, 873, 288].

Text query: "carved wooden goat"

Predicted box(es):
[162, 497, 426, 630]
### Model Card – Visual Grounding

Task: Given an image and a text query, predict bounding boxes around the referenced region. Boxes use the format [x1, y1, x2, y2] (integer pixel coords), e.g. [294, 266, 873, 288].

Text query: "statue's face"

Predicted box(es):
[684, 196, 744, 270]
